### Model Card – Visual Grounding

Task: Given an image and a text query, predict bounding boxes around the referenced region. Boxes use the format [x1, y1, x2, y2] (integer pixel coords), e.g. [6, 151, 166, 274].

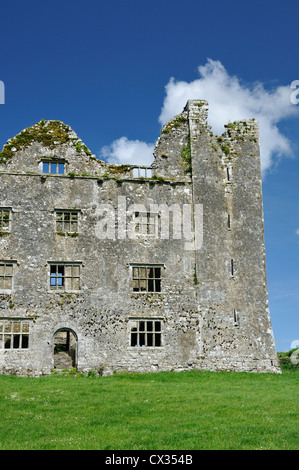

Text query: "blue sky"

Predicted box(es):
[0, 0, 298, 351]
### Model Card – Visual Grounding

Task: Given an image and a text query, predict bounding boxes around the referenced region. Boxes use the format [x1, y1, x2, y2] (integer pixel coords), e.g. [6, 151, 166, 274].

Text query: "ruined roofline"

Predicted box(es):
[0, 101, 259, 172]
[178, 99, 259, 139]
[0, 119, 151, 173]
[153, 100, 260, 181]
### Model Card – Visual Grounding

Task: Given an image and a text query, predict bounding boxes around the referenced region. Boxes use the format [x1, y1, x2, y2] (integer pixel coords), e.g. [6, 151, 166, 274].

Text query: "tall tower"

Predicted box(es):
[154, 100, 279, 372]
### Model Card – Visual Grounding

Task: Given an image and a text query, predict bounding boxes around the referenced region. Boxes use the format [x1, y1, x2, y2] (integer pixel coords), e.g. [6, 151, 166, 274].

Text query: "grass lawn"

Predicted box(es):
[0, 369, 297, 450]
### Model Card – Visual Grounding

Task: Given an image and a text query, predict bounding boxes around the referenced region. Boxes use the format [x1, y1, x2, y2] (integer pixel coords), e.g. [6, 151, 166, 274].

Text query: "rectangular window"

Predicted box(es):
[49, 263, 80, 291]
[43, 161, 65, 175]
[227, 167, 230, 182]
[132, 212, 158, 238]
[132, 167, 152, 178]
[55, 210, 79, 234]
[132, 265, 162, 292]
[0, 262, 13, 290]
[0, 319, 30, 349]
[233, 309, 239, 327]
[130, 319, 162, 347]
[0, 208, 11, 233]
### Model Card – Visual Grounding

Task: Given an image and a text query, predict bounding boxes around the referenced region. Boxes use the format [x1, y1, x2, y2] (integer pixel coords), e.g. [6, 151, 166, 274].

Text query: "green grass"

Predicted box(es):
[0, 369, 298, 450]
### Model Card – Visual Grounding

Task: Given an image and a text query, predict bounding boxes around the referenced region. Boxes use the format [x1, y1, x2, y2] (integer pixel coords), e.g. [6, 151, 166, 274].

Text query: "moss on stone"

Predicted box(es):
[108, 164, 132, 174]
[0, 120, 92, 163]
[162, 115, 188, 134]
[181, 133, 192, 174]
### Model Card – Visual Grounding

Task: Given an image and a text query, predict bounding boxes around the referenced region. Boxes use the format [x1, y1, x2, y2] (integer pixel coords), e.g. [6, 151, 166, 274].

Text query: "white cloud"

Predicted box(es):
[100, 59, 299, 174]
[100, 136, 154, 166]
[159, 59, 299, 174]
[296, 229, 299, 235]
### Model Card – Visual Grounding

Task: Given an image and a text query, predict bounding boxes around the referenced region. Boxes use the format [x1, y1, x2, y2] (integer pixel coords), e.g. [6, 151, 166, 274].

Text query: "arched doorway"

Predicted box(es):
[53, 328, 77, 369]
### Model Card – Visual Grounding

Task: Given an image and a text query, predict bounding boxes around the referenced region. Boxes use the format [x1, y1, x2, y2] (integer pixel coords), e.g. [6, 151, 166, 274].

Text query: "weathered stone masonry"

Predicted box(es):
[0, 100, 280, 376]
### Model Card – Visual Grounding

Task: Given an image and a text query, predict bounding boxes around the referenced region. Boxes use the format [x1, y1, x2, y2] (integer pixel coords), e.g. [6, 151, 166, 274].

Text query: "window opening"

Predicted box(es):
[43, 161, 65, 175]
[132, 167, 152, 178]
[227, 168, 230, 181]
[130, 320, 162, 347]
[233, 309, 239, 326]
[133, 212, 158, 238]
[0, 209, 11, 233]
[49, 264, 80, 291]
[132, 265, 162, 292]
[56, 210, 79, 234]
[227, 214, 231, 229]
[0, 320, 30, 349]
[0, 262, 13, 290]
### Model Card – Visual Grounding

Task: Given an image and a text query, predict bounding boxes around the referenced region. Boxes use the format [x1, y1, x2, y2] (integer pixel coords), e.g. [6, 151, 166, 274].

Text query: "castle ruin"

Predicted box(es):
[0, 100, 280, 376]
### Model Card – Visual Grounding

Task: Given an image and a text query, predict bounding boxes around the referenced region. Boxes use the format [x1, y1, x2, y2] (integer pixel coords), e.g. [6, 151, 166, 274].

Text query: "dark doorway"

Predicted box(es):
[53, 329, 77, 369]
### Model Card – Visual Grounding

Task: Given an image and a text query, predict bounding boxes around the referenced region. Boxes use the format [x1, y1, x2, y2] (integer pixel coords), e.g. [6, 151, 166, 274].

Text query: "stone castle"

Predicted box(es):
[0, 100, 280, 376]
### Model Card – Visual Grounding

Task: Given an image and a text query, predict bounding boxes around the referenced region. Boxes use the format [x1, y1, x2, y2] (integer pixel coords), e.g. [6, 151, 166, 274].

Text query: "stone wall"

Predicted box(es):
[0, 101, 280, 376]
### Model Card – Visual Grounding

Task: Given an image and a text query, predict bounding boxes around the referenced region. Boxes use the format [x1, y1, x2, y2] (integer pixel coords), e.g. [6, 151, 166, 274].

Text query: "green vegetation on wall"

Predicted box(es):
[0, 120, 92, 163]
[161, 115, 188, 134]
[181, 133, 192, 174]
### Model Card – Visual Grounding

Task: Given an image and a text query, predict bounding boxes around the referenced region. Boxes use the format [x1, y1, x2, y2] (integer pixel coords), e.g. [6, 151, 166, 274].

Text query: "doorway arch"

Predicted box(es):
[53, 328, 77, 369]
